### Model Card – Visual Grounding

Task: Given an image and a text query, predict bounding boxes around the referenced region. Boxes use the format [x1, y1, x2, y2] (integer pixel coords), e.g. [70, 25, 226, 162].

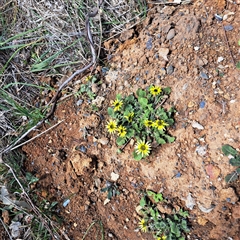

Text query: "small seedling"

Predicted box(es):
[106, 86, 175, 160]
[138, 191, 190, 239]
[222, 144, 240, 183]
[101, 181, 120, 199]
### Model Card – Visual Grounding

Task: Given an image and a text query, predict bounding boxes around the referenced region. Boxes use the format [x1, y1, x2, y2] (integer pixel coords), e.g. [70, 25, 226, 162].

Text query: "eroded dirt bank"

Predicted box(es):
[23, 0, 240, 239]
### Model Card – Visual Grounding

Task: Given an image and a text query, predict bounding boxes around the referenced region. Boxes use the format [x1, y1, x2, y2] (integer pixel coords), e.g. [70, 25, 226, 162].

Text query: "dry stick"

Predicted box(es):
[0, 0, 103, 156]
[221, 22, 236, 66]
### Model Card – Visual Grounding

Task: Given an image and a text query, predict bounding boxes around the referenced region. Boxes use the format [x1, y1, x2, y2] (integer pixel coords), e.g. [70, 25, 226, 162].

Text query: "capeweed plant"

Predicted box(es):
[222, 144, 240, 183]
[138, 191, 190, 240]
[106, 86, 175, 160]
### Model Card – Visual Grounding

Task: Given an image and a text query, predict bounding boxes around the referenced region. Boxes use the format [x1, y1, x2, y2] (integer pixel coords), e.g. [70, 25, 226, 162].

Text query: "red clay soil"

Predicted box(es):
[23, 0, 240, 239]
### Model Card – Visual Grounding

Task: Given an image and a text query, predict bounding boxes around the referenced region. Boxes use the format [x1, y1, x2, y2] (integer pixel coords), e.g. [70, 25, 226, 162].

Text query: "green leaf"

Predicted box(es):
[140, 197, 146, 207]
[163, 87, 171, 94]
[170, 222, 181, 237]
[107, 107, 114, 117]
[138, 97, 148, 107]
[133, 150, 143, 161]
[116, 137, 126, 146]
[166, 135, 175, 143]
[116, 94, 122, 100]
[126, 129, 135, 138]
[237, 167, 240, 174]
[178, 209, 189, 218]
[156, 136, 166, 144]
[107, 190, 113, 199]
[136, 89, 146, 98]
[222, 144, 238, 156]
[101, 187, 108, 192]
[225, 172, 239, 183]
[229, 156, 240, 166]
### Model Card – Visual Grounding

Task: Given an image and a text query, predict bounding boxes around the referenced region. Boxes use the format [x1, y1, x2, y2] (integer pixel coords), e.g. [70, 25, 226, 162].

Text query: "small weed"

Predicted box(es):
[101, 181, 120, 200]
[138, 191, 190, 239]
[75, 75, 98, 100]
[106, 86, 175, 160]
[222, 144, 240, 183]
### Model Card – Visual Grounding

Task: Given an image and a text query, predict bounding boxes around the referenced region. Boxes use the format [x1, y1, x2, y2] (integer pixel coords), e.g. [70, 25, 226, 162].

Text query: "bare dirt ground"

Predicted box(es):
[23, 0, 240, 239]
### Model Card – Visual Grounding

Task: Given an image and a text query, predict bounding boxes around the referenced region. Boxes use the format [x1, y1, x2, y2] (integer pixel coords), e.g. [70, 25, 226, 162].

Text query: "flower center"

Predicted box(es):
[140, 145, 146, 151]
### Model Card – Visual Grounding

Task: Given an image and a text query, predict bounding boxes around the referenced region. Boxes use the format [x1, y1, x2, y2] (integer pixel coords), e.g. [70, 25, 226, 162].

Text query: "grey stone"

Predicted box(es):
[167, 29, 175, 40]
[200, 72, 209, 80]
[166, 65, 174, 75]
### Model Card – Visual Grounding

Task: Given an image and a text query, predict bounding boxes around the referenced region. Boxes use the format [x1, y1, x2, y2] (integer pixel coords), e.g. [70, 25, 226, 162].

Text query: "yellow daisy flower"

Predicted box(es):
[117, 125, 127, 138]
[85, 75, 92, 82]
[124, 112, 134, 122]
[144, 119, 153, 127]
[135, 140, 151, 157]
[112, 99, 123, 112]
[153, 119, 168, 131]
[138, 219, 148, 232]
[106, 119, 117, 134]
[150, 86, 162, 96]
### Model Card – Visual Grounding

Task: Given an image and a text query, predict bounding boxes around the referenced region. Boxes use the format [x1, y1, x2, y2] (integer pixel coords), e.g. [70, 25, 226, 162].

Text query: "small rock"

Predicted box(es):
[135, 205, 143, 215]
[158, 48, 169, 61]
[199, 101, 206, 108]
[192, 121, 204, 130]
[91, 83, 99, 93]
[104, 199, 110, 205]
[198, 203, 215, 213]
[76, 99, 83, 106]
[166, 65, 174, 75]
[98, 137, 109, 145]
[224, 25, 233, 31]
[194, 46, 200, 51]
[200, 72, 209, 80]
[196, 145, 207, 156]
[63, 199, 70, 207]
[197, 217, 208, 226]
[205, 164, 221, 180]
[110, 172, 119, 181]
[92, 96, 105, 107]
[79, 145, 87, 153]
[188, 101, 195, 108]
[166, 29, 175, 40]
[146, 38, 152, 50]
[185, 193, 196, 210]
[217, 56, 224, 63]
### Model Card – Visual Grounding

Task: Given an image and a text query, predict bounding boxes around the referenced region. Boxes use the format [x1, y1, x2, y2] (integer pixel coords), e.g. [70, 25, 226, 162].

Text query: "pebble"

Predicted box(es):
[79, 145, 87, 153]
[199, 101, 206, 108]
[98, 137, 109, 145]
[224, 25, 233, 31]
[166, 65, 174, 75]
[192, 121, 204, 129]
[217, 56, 224, 63]
[76, 99, 83, 106]
[200, 72, 209, 80]
[194, 46, 200, 51]
[146, 38, 152, 50]
[196, 145, 207, 156]
[63, 199, 70, 207]
[198, 203, 215, 213]
[166, 29, 175, 40]
[158, 48, 169, 61]
[175, 172, 181, 178]
[110, 172, 119, 181]
[91, 83, 99, 93]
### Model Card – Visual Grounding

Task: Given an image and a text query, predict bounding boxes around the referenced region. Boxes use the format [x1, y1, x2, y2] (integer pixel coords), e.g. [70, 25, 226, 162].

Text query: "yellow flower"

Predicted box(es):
[86, 75, 92, 82]
[124, 112, 134, 122]
[135, 140, 151, 157]
[150, 86, 162, 96]
[138, 219, 148, 232]
[144, 119, 153, 127]
[112, 99, 123, 112]
[153, 119, 168, 131]
[156, 236, 167, 240]
[117, 125, 127, 138]
[106, 119, 117, 134]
